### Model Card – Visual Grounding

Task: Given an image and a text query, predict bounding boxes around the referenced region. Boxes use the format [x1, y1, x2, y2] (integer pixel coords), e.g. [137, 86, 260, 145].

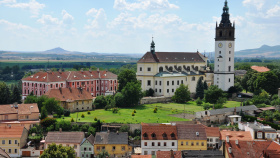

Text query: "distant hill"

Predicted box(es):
[44, 47, 70, 54]
[235, 45, 280, 58]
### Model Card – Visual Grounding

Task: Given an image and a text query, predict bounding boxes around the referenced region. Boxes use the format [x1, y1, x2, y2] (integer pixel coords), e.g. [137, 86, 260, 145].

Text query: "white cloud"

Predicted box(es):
[243, 0, 265, 11]
[266, 5, 280, 18]
[0, 19, 32, 30]
[0, 0, 16, 4]
[114, 0, 179, 11]
[37, 14, 61, 25]
[5, 0, 45, 17]
[85, 8, 107, 29]
[62, 10, 74, 25]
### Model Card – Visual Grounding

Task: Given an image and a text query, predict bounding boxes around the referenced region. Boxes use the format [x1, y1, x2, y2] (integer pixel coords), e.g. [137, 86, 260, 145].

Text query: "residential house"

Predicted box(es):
[137, 39, 213, 97]
[195, 105, 257, 123]
[224, 140, 279, 158]
[44, 87, 93, 112]
[263, 141, 280, 158]
[94, 132, 132, 157]
[203, 126, 220, 149]
[220, 131, 253, 142]
[80, 134, 94, 158]
[45, 131, 85, 157]
[177, 124, 207, 151]
[21, 69, 118, 100]
[156, 150, 182, 158]
[182, 150, 223, 158]
[227, 115, 242, 124]
[0, 103, 39, 130]
[251, 66, 270, 72]
[0, 147, 11, 158]
[234, 70, 247, 79]
[0, 126, 28, 157]
[238, 121, 277, 141]
[141, 123, 177, 155]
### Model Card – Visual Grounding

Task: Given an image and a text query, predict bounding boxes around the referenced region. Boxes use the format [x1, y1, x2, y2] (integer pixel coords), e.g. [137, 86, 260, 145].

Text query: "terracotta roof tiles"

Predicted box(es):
[0, 126, 25, 138]
[204, 127, 220, 137]
[141, 123, 177, 140]
[177, 124, 207, 140]
[131, 155, 152, 158]
[220, 131, 253, 141]
[0, 103, 39, 115]
[251, 66, 270, 72]
[45, 132, 85, 144]
[44, 88, 92, 102]
[156, 150, 182, 158]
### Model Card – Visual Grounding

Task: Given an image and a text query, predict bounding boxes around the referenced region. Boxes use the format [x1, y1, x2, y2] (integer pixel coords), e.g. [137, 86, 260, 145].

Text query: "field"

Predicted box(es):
[57, 101, 240, 124]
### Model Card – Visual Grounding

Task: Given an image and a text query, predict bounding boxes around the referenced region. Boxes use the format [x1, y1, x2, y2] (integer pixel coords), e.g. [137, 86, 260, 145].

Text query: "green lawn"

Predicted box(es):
[57, 101, 241, 124]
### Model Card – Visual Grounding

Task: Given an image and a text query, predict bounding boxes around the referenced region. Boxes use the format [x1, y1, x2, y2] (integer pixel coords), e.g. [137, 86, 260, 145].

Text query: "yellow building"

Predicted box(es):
[0, 126, 28, 157]
[177, 124, 207, 151]
[0, 103, 40, 130]
[94, 132, 132, 157]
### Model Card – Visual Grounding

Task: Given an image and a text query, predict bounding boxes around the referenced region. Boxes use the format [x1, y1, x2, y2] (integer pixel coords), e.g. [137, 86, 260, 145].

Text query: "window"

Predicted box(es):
[228, 66, 231, 72]
[147, 67, 151, 71]
[56, 84, 58, 88]
[158, 142, 161, 146]
[192, 77, 195, 81]
[210, 138, 213, 142]
[159, 89, 161, 93]
[155, 89, 157, 92]
[152, 151, 155, 155]
[186, 142, 188, 146]
[155, 81, 157, 85]
[140, 67, 142, 71]
[191, 142, 194, 146]
[147, 80, 151, 86]
[2, 140, 5, 144]
[216, 138, 219, 142]
[172, 142, 175, 146]
[167, 89, 169, 93]
[167, 81, 169, 86]
[267, 134, 270, 139]
[229, 57, 231, 61]
[15, 140, 17, 144]
[172, 81, 174, 85]
[143, 133, 148, 137]
[15, 149, 17, 153]
[144, 142, 147, 146]
[218, 65, 219, 67]
[122, 146, 125, 151]
[219, 51, 221, 54]
[164, 142, 167, 146]
[229, 51, 231, 54]
[144, 151, 148, 155]
[257, 132, 262, 138]
[74, 145, 77, 149]
[171, 133, 175, 138]
[181, 80, 183, 84]
[162, 133, 167, 138]
[159, 81, 162, 85]
[61, 83, 63, 87]
[8, 149, 11, 153]
[159, 67, 163, 72]
[9, 140, 11, 144]
[102, 146, 105, 150]
[72, 82, 74, 85]
[84, 147, 87, 151]
[181, 141, 183, 146]
[97, 146, 100, 151]
[77, 82, 79, 85]
[82, 101, 84, 104]
[196, 142, 199, 146]
[112, 146, 116, 151]
[50, 84, 53, 88]
[152, 142, 155, 146]
[151, 133, 156, 138]
[177, 80, 179, 85]
[172, 89, 174, 93]
[82, 154, 84, 157]
[229, 78, 231, 82]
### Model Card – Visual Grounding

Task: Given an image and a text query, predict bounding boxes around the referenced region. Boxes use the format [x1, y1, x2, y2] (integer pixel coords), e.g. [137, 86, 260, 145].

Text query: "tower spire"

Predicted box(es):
[220, 0, 231, 27]
[150, 37, 155, 54]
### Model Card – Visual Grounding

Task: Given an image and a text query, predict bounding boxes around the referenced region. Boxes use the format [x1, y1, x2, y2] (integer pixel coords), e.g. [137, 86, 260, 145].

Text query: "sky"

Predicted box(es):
[0, 0, 280, 54]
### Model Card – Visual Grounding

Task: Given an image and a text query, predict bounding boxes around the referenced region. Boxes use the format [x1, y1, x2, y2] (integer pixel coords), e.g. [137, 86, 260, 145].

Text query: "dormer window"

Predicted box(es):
[162, 133, 167, 138]
[143, 133, 148, 137]
[171, 133, 175, 138]
[151, 133, 156, 138]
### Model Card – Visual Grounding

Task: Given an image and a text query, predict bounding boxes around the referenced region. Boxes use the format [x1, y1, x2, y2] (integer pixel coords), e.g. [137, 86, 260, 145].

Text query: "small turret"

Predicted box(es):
[150, 37, 155, 54]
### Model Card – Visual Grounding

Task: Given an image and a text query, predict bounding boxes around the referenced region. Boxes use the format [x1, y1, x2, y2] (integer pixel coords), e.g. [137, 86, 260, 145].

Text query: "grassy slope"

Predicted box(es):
[57, 101, 241, 124]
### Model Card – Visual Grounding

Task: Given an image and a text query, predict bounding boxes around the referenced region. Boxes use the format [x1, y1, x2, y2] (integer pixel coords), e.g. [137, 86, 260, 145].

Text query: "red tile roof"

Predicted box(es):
[251, 66, 270, 72]
[0, 103, 39, 115]
[220, 131, 253, 141]
[22, 70, 117, 82]
[141, 123, 177, 140]
[225, 140, 272, 158]
[156, 150, 182, 158]
[263, 150, 280, 158]
[204, 127, 220, 137]
[45, 131, 85, 144]
[0, 126, 25, 138]
[138, 52, 206, 63]
[44, 88, 92, 102]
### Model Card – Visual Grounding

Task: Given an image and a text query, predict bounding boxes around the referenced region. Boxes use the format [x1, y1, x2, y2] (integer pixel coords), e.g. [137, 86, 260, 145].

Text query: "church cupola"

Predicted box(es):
[221, 0, 231, 26]
[150, 37, 155, 54]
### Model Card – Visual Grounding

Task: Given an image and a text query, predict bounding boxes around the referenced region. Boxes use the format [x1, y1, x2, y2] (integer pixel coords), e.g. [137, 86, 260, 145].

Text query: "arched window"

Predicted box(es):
[229, 31, 232, 37]
[143, 133, 148, 137]
[219, 31, 222, 37]
[187, 66, 190, 71]
[169, 66, 173, 72]
[192, 77, 195, 81]
[162, 133, 167, 138]
[195, 66, 198, 71]
[159, 67, 163, 72]
[151, 133, 156, 138]
[178, 66, 182, 72]
[171, 133, 175, 138]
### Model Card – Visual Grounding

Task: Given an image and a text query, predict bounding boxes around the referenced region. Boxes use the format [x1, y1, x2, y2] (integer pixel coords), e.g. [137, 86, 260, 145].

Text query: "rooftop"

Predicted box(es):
[182, 150, 223, 158]
[141, 123, 177, 140]
[45, 131, 85, 144]
[204, 126, 220, 137]
[251, 66, 270, 72]
[44, 88, 92, 102]
[205, 105, 257, 116]
[0, 103, 39, 115]
[0, 126, 25, 138]
[220, 131, 253, 141]
[156, 150, 182, 158]
[177, 124, 207, 140]
[94, 132, 128, 145]
[0, 147, 10, 158]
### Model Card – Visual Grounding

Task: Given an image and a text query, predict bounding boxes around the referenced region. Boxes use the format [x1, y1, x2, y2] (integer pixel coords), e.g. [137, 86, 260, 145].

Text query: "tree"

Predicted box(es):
[40, 143, 75, 158]
[11, 85, 21, 103]
[196, 77, 204, 99]
[203, 81, 208, 90]
[114, 92, 125, 107]
[254, 71, 279, 95]
[119, 125, 129, 132]
[117, 69, 137, 92]
[37, 96, 48, 112]
[88, 127, 96, 135]
[204, 85, 225, 104]
[40, 106, 48, 120]
[24, 95, 37, 104]
[93, 95, 107, 109]
[172, 84, 191, 103]
[145, 88, 154, 97]
[97, 150, 110, 158]
[0, 82, 11, 104]
[43, 98, 59, 114]
[121, 81, 143, 107]
[55, 121, 72, 131]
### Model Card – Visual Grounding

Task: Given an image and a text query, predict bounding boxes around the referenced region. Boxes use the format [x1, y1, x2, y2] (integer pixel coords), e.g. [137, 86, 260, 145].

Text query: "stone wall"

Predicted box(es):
[140, 96, 172, 104]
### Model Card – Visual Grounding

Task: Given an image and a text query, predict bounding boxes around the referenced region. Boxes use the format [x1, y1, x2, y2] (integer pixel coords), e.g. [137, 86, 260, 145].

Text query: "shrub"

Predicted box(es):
[134, 109, 136, 113]
[153, 108, 157, 113]
[81, 114, 85, 118]
[63, 109, 70, 117]
[120, 125, 130, 132]
[203, 103, 211, 110]
[94, 117, 97, 121]
[71, 118, 74, 122]
[112, 108, 119, 113]
[196, 97, 203, 106]
[87, 111, 91, 115]
[40, 117, 57, 128]
[132, 112, 135, 116]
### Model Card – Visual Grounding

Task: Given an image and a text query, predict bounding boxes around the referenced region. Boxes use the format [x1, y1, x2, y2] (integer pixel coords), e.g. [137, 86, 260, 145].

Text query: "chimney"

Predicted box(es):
[254, 120, 257, 125]
[116, 131, 119, 135]
[228, 147, 232, 154]
[170, 150, 174, 158]
[235, 139, 238, 145]
[59, 69, 62, 73]
[59, 128, 62, 133]
[226, 136, 229, 143]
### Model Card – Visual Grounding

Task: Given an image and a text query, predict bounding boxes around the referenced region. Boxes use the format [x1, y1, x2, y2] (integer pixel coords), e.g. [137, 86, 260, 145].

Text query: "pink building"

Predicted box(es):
[21, 69, 118, 100]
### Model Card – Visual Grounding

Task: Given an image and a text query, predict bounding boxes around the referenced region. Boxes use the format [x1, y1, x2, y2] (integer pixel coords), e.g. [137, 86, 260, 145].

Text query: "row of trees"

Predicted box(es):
[0, 81, 21, 104]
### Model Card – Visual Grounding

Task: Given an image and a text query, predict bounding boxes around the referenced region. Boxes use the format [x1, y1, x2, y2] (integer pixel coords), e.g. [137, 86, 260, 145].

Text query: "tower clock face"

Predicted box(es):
[228, 43, 232, 48]
[218, 43, 223, 48]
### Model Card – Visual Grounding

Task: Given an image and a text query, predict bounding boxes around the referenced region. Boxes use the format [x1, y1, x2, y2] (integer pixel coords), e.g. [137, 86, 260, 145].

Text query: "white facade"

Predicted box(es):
[214, 41, 235, 91]
[141, 140, 177, 155]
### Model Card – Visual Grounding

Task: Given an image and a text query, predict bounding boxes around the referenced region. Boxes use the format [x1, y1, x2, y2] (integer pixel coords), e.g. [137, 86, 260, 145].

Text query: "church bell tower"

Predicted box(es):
[214, 0, 235, 91]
